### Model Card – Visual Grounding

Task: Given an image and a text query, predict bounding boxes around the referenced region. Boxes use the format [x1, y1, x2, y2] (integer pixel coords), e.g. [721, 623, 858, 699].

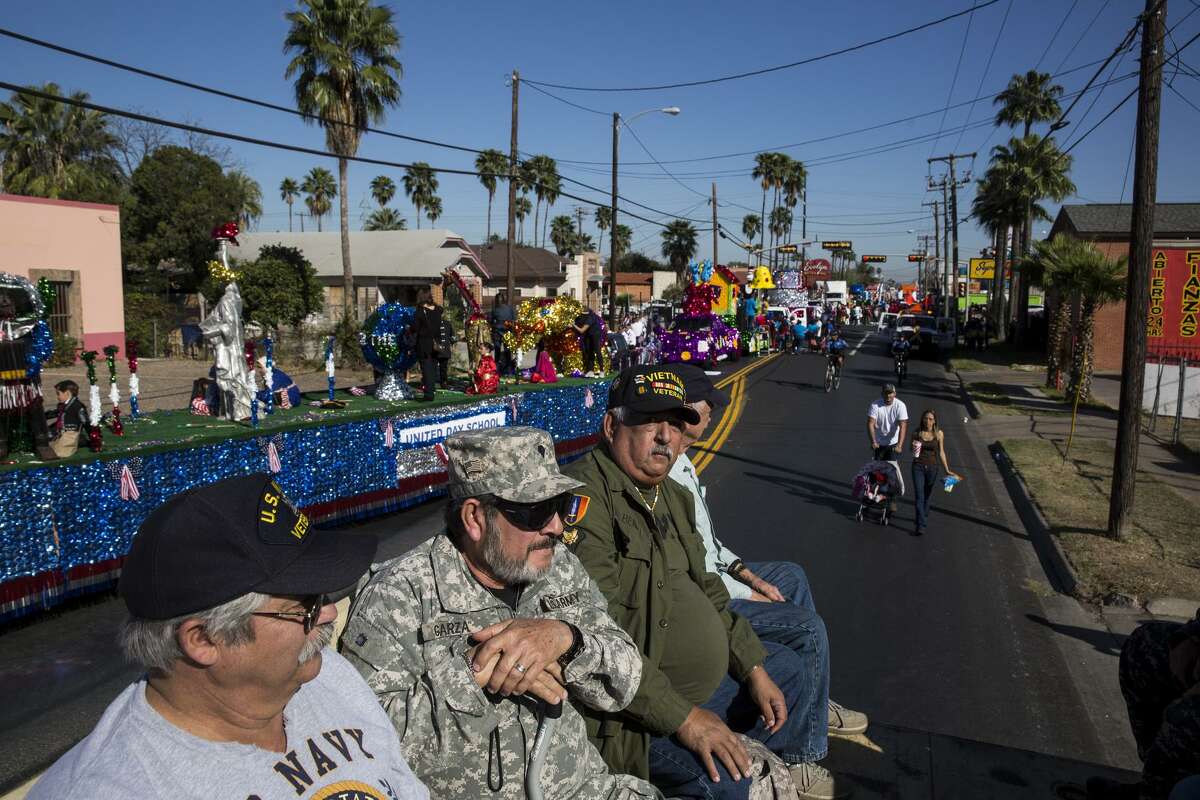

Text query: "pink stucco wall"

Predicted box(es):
[0, 194, 125, 357]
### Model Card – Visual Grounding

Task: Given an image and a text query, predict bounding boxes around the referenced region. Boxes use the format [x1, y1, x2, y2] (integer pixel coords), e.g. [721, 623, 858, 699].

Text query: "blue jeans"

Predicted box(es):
[731, 561, 828, 763]
[648, 641, 820, 799]
[1173, 776, 1200, 800]
[911, 462, 940, 529]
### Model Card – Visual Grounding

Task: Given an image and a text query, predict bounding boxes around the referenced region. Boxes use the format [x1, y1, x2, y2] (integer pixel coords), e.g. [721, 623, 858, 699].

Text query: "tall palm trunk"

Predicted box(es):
[1068, 297, 1098, 402]
[1016, 199, 1034, 344]
[338, 157, 354, 320]
[1045, 290, 1072, 389]
[759, 189, 768, 262]
[533, 200, 541, 248]
[486, 191, 493, 240]
[287, 201, 294, 233]
[597, 229, 604, 257]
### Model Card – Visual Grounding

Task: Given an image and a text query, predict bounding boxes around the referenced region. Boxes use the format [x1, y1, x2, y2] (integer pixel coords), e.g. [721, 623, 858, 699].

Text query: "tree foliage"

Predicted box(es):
[0, 83, 123, 202]
[364, 207, 407, 230]
[121, 145, 241, 292]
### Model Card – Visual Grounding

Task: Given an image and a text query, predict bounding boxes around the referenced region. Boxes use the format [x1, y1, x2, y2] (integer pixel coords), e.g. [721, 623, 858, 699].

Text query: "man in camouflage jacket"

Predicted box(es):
[341, 426, 659, 799]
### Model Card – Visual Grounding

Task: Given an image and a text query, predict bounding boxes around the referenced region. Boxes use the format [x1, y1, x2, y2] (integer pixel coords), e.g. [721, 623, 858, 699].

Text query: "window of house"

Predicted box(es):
[48, 281, 72, 337]
[545, 288, 557, 298]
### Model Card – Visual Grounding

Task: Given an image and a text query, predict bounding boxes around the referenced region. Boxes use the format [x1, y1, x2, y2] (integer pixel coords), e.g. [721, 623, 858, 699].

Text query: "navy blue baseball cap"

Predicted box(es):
[120, 474, 376, 620]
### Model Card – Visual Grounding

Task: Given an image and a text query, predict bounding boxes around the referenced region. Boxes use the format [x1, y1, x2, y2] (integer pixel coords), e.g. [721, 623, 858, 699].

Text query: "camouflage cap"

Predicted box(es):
[445, 426, 584, 503]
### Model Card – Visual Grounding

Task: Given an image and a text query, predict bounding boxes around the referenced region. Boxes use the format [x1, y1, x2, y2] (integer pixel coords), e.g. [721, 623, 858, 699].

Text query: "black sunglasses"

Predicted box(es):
[494, 493, 573, 531]
[251, 594, 326, 634]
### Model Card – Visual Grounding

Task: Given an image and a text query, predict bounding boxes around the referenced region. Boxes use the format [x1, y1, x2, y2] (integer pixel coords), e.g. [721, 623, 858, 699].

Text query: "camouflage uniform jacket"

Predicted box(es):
[340, 533, 660, 800]
[563, 445, 769, 779]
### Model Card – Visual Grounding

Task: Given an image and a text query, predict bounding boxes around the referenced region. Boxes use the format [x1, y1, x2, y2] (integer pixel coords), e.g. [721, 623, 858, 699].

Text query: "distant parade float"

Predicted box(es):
[504, 295, 610, 377]
[359, 303, 418, 401]
[657, 261, 740, 365]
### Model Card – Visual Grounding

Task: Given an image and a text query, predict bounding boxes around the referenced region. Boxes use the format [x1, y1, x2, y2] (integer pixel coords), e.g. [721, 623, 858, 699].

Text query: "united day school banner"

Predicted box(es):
[1147, 248, 1200, 360]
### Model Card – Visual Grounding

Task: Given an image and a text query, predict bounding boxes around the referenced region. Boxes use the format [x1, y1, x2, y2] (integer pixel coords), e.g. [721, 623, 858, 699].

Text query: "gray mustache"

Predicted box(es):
[651, 446, 673, 458]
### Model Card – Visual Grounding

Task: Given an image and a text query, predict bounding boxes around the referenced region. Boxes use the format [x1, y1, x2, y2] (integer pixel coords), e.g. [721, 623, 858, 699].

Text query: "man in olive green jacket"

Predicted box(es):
[564, 366, 846, 800]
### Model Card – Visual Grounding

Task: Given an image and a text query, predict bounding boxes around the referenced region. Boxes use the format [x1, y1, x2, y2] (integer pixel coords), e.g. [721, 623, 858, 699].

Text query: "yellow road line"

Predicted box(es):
[715, 352, 780, 389]
[692, 377, 741, 473]
[694, 376, 746, 475]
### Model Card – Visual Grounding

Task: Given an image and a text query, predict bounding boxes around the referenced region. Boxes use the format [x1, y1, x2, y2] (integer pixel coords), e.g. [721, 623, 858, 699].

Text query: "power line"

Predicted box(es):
[1168, 82, 1200, 113]
[0, 79, 695, 230]
[522, 0, 1002, 92]
[544, 57, 1114, 167]
[0, 25, 711, 225]
[522, 81, 608, 117]
[953, 0, 1013, 151]
[929, 0, 978, 156]
[619, 122, 713, 201]
[1035, 0, 1080, 70]
[1054, 0, 1113, 74]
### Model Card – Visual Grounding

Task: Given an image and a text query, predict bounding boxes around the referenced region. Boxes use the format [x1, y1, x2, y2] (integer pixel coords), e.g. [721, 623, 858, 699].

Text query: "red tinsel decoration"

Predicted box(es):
[87, 426, 103, 452]
[127, 342, 138, 373]
[110, 407, 125, 436]
[211, 221, 240, 245]
[245, 340, 256, 371]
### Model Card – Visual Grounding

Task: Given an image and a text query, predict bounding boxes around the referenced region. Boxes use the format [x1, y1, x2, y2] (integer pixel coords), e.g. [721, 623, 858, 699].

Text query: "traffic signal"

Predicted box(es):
[779, 244, 798, 254]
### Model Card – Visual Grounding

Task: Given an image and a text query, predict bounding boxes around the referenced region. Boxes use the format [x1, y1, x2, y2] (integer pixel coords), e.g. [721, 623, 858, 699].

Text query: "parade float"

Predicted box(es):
[658, 261, 740, 365]
[0, 226, 610, 624]
[503, 295, 611, 377]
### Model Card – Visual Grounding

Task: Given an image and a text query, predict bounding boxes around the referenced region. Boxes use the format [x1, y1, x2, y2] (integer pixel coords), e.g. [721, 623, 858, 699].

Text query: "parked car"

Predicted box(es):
[657, 314, 740, 366]
[876, 311, 899, 333]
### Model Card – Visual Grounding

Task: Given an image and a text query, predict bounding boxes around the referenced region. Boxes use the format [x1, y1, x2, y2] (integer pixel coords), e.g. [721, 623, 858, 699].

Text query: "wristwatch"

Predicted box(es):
[558, 623, 584, 669]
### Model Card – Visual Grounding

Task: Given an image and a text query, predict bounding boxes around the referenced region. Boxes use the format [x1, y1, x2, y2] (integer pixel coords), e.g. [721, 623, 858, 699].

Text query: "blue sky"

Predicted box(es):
[3, 0, 1198, 279]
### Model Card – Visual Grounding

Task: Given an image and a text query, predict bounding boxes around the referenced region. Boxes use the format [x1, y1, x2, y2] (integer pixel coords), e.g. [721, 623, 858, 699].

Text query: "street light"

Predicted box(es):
[609, 106, 680, 328]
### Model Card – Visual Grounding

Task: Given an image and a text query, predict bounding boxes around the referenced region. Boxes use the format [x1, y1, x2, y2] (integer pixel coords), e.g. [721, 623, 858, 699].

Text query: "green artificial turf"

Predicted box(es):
[1, 377, 601, 473]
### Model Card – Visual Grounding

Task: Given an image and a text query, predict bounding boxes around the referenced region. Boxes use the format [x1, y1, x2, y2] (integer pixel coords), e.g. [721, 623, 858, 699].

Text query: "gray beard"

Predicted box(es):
[298, 622, 333, 665]
[481, 516, 555, 586]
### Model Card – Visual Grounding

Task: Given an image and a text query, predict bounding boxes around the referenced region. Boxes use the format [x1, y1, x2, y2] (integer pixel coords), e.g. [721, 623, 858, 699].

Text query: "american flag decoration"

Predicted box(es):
[258, 435, 284, 473]
[433, 442, 449, 465]
[379, 418, 395, 449]
[349, 386, 367, 397]
[106, 458, 143, 502]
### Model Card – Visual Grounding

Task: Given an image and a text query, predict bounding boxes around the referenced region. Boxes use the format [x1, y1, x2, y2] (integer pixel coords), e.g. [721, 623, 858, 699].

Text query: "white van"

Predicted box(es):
[876, 311, 899, 333]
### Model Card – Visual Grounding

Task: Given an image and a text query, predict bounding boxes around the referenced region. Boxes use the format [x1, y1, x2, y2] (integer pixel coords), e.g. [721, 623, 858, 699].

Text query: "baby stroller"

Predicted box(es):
[852, 460, 903, 525]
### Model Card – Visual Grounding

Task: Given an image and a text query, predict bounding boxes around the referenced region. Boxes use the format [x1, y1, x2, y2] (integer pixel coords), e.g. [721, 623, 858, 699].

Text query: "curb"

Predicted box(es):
[955, 371, 984, 421]
[990, 441, 1081, 598]
[1145, 596, 1199, 619]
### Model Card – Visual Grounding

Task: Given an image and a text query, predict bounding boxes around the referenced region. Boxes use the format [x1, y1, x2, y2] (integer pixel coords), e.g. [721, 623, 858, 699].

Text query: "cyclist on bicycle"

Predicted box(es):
[826, 327, 848, 368]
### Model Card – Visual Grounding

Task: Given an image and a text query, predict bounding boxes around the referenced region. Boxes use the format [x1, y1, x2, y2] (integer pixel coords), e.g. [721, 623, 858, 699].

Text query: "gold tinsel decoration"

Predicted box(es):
[207, 259, 241, 283]
[503, 296, 610, 376]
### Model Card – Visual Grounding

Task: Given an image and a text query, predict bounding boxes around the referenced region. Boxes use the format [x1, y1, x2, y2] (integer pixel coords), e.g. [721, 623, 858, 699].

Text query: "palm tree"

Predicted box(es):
[741, 214, 761, 257]
[751, 153, 776, 257]
[594, 205, 612, 255]
[279, 177, 300, 232]
[474, 148, 508, 242]
[769, 206, 792, 268]
[660, 219, 699, 279]
[990, 134, 1075, 341]
[549, 214, 576, 256]
[575, 232, 595, 252]
[994, 70, 1064, 138]
[424, 195, 442, 228]
[228, 169, 263, 231]
[1023, 235, 1088, 388]
[971, 167, 1022, 336]
[523, 155, 559, 248]
[0, 83, 122, 201]
[1068, 246, 1127, 402]
[402, 162, 438, 229]
[515, 195, 532, 243]
[612, 224, 632, 261]
[540, 171, 561, 249]
[284, 0, 403, 321]
[364, 207, 407, 230]
[369, 174, 395, 208]
[301, 166, 337, 231]
[767, 154, 792, 266]
[781, 160, 806, 264]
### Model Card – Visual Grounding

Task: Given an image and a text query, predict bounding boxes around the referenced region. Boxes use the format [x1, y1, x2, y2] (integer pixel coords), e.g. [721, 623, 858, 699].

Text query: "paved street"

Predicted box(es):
[0, 335, 1150, 797]
[700, 327, 1141, 773]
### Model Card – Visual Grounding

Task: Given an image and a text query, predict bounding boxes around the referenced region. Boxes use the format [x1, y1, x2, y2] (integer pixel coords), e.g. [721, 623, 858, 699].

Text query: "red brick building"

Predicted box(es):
[1046, 203, 1200, 371]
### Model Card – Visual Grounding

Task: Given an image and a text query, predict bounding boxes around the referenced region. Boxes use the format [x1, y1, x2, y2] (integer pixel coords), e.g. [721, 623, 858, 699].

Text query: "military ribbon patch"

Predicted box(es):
[565, 494, 590, 525]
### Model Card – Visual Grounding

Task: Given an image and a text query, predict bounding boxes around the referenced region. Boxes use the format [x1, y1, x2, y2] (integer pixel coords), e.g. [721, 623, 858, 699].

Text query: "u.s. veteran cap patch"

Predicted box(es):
[257, 479, 310, 545]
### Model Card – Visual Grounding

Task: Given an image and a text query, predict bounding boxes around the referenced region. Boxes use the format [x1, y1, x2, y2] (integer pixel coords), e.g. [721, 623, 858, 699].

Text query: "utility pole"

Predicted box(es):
[922, 200, 941, 297]
[574, 205, 586, 250]
[711, 183, 719, 268]
[609, 113, 621, 329]
[929, 152, 975, 317]
[1109, 0, 1167, 539]
[505, 70, 520, 303]
[800, 187, 808, 268]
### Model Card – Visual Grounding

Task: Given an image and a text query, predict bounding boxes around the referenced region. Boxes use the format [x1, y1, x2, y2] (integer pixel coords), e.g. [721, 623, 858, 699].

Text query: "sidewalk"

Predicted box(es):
[961, 365, 1200, 507]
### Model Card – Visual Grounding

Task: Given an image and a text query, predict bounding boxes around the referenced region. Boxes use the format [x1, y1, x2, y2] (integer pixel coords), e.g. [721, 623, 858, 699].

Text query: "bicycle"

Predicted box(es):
[893, 351, 907, 384]
[824, 354, 843, 392]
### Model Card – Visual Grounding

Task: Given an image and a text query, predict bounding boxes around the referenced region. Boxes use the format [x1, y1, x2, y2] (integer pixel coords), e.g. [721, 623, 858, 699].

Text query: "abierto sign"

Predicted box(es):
[1147, 248, 1200, 359]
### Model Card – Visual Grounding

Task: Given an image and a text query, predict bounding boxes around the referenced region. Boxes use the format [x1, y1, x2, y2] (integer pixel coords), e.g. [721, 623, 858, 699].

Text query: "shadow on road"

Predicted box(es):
[768, 379, 824, 392]
[697, 448, 1030, 542]
[1025, 613, 1125, 658]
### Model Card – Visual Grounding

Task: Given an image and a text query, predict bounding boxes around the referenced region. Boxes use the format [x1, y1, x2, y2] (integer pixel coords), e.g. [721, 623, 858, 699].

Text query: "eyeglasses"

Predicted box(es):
[494, 493, 572, 531]
[251, 594, 326, 634]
